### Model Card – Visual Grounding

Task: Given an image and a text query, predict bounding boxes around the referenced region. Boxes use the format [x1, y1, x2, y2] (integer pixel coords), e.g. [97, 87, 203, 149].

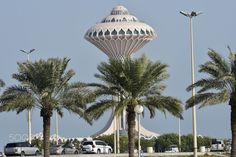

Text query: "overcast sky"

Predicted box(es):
[0, 0, 235, 151]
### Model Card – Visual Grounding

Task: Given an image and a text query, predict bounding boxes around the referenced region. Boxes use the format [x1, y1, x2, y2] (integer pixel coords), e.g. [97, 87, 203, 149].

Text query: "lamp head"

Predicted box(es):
[191, 11, 203, 17]
[20, 49, 35, 54]
[134, 105, 143, 114]
[20, 49, 26, 53]
[30, 49, 35, 53]
[180, 11, 203, 18]
[180, 11, 189, 17]
[191, 11, 197, 16]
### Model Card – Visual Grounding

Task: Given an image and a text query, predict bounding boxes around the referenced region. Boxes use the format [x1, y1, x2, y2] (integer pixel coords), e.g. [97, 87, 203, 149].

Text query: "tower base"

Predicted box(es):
[91, 113, 160, 139]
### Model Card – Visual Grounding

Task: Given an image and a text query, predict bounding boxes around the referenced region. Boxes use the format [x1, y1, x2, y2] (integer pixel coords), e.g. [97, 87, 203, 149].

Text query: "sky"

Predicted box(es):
[0, 0, 235, 151]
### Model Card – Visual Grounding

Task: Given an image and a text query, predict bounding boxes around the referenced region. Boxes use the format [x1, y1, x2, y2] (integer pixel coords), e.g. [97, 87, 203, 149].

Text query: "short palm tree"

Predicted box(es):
[86, 55, 183, 157]
[0, 58, 94, 157]
[186, 47, 236, 157]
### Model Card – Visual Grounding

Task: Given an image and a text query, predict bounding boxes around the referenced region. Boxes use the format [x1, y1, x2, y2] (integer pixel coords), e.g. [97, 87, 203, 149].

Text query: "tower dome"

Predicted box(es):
[110, 5, 129, 15]
[85, 5, 156, 59]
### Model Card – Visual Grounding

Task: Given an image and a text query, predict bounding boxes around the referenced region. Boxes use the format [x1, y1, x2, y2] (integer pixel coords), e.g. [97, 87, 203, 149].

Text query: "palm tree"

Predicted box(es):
[86, 55, 183, 157]
[0, 58, 94, 157]
[186, 47, 236, 157]
[0, 79, 5, 88]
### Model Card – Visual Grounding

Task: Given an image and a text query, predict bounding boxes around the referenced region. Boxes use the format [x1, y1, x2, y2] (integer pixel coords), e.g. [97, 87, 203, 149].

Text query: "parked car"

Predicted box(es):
[4, 142, 40, 156]
[165, 145, 179, 153]
[210, 139, 225, 152]
[50, 144, 79, 155]
[50, 145, 64, 155]
[0, 152, 4, 157]
[81, 140, 112, 154]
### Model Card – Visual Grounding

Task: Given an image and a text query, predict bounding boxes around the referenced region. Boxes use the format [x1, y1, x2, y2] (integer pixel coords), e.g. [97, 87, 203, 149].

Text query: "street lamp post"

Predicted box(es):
[180, 11, 202, 157]
[20, 49, 35, 144]
[55, 112, 59, 145]
[178, 118, 181, 152]
[134, 105, 143, 157]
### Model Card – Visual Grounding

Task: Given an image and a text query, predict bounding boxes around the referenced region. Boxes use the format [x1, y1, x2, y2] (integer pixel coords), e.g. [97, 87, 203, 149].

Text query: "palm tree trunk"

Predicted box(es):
[127, 109, 136, 157]
[231, 104, 236, 157]
[43, 115, 51, 157]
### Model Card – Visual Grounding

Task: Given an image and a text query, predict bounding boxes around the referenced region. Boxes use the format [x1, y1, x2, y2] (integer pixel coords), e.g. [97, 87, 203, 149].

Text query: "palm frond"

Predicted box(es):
[0, 85, 35, 113]
[113, 98, 130, 117]
[186, 90, 230, 109]
[63, 104, 93, 124]
[207, 49, 230, 75]
[186, 76, 234, 93]
[85, 100, 116, 121]
[0, 79, 5, 88]
[142, 84, 166, 97]
[54, 107, 64, 117]
[142, 104, 156, 118]
[142, 96, 183, 119]
[63, 82, 95, 106]
[186, 47, 236, 110]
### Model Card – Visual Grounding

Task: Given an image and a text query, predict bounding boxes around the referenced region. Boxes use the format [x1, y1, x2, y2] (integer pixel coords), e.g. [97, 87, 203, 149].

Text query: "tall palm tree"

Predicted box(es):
[86, 55, 183, 157]
[186, 47, 236, 157]
[0, 58, 94, 157]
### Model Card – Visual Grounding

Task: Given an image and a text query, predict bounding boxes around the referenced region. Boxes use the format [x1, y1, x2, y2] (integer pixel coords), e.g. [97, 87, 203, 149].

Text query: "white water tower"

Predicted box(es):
[85, 5, 159, 143]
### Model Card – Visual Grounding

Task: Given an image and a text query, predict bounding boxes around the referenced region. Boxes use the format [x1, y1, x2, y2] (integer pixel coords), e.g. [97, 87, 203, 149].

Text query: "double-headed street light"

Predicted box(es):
[134, 105, 143, 157]
[20, 49, 35, 144]
[180, 11, 202, 157]
[20, 49, 35, 61]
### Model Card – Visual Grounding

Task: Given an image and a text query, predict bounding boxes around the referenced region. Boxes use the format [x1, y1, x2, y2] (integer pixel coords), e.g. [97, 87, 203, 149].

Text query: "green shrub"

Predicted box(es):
[155, 133, 212, 152]
[155, 133, 179, 151]
[138, 138, 156, 152]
